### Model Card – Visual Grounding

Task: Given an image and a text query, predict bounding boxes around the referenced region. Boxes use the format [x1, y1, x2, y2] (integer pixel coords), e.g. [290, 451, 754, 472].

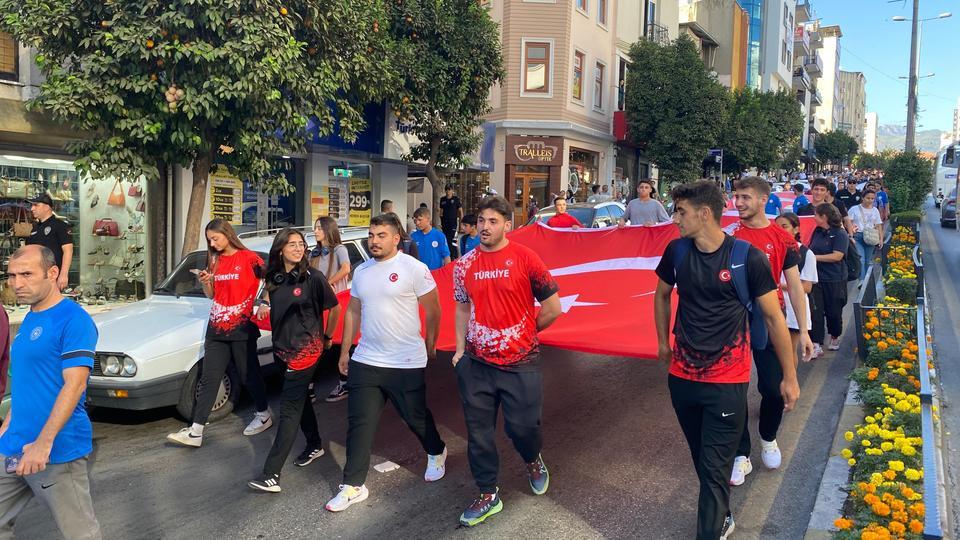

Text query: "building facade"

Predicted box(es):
[791, 0, 822, 156]
[863, 111, 878, 154]
[811, 25, 842, 136]
[758, 0, 796, 92]
[837, 70, 866, 150]
[679, 0, 750, 90]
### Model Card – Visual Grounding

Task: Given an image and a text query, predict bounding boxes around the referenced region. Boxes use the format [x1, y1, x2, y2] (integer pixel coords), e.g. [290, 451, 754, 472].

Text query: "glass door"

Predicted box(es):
[513, 170, 549, 225]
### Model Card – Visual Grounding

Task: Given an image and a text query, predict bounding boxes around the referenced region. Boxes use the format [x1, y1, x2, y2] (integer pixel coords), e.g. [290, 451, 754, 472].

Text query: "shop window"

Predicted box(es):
[576, 0, 587, 13]
[0, 33, 17, 81]
[572, 51, 585, 102]
[598, 0, 608, 26]
[523, 41, 551, 95]
[321, 161, 372, 228]
[593, 61, 605, 110]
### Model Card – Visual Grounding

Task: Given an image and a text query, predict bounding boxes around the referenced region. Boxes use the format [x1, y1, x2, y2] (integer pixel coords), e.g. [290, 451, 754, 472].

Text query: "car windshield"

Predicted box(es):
[536, 207, 595, 225]
[154, 251, 267, 297]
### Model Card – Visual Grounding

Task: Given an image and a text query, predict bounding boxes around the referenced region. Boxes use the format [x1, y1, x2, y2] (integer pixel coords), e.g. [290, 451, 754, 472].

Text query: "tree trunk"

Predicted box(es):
[426, 137, 443, 228]
[181, 151, 213, 260]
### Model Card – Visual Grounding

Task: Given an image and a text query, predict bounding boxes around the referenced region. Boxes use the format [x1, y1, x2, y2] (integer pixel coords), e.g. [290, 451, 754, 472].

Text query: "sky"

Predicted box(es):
[815, 0, 959, 131]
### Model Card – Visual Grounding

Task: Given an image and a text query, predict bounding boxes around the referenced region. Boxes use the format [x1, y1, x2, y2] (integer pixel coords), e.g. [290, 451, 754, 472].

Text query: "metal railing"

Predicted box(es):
[915, 296, 943, 538]
[644, 22, 670, 46]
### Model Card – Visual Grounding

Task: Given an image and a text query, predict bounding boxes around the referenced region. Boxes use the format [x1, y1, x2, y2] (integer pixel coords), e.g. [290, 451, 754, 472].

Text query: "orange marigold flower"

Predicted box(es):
[834, 517, 854, 530]
[873, 502, 892, 517]
[910, 502, 925, 518]
[909, 519, 924, 533]
[889, 521, 906, 535]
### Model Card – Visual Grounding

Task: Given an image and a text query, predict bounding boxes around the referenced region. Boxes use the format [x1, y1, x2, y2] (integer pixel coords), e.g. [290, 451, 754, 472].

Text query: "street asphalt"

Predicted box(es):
[13, 277, 869, 539]
[920, 202, 960, 538]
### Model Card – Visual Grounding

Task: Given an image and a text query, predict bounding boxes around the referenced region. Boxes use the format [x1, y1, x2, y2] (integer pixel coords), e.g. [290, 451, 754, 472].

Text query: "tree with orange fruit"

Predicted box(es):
[1, 0, 397, 257]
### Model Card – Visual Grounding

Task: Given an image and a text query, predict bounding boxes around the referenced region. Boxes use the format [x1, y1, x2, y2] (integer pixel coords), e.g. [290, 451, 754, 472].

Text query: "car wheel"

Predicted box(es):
[175, 362, 239, 422]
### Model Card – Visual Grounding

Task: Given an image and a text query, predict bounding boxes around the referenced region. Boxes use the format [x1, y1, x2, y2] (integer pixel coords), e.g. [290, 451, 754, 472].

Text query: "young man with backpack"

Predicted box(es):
[654, 181, 799, 540]
[726, 177, 813, 486]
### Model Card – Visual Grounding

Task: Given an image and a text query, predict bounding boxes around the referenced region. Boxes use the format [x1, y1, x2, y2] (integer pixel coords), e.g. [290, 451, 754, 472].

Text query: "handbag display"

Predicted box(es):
[107, 180, 126, 207]
[863, 226, 881, 246]
[128, 180, 143, 197]
[12, 206, 33, 238]
[93, 218, 120, 237]
[136, 199, 146, 212]
[1, 179, 33, 199]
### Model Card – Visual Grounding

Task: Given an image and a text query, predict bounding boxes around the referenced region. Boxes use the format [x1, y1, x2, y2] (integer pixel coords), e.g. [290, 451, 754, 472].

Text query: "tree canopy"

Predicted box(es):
[624, 34, 727, 186]
[719, 87, 804, 174]
[814, 130, 859, 168]
[884, 151, 932, 213]
[1, 0, 397, 256]
[386, 0, 503, 223]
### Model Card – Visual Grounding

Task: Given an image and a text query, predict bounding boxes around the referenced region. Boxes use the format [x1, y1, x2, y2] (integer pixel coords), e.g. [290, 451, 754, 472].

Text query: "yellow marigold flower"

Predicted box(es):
[881, 442, 894, 452]
[841, 448, 853, 459]
[888, 460, 905, 471]
[862, 439, 872, 447]
[902, 446, 917, 457]
[866, 416, 877, 424]
[845, 431, 854, 441]
[848, 458, 857, 466]
[871, 473, 884, 485]
[904, 468, 922, 481]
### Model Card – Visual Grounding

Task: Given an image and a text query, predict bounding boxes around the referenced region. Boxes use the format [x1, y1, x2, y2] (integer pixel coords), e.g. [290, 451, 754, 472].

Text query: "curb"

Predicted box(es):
[805, 380, 861, 538]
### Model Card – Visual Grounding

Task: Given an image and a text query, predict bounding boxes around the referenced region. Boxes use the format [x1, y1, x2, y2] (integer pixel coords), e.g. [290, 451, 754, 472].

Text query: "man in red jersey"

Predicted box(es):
[452, 195, 562, 527]
[725, 176, 814, 485]
[545, 197, 582, 228]
[654, 181, 798, 540]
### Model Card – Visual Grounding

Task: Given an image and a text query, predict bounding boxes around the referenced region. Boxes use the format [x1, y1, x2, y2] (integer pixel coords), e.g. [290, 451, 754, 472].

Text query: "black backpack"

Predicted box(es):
[845, 238, 860, 282]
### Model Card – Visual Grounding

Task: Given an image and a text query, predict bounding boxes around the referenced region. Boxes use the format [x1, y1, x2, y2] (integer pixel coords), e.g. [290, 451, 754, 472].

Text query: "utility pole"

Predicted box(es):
[904, 0, 920, 151]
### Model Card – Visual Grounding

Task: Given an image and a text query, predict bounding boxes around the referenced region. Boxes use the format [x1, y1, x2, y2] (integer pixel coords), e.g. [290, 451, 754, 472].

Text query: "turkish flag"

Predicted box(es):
[331, 216, 816, 360]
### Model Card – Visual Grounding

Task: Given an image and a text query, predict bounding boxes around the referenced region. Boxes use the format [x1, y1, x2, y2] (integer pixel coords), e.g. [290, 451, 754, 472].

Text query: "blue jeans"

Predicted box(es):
[854, 232, 875, 281]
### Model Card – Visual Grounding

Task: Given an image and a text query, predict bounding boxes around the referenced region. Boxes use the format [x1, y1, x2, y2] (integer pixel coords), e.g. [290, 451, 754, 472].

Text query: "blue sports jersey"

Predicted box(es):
[792, 194, 810, 214]
[0, 299, 97, 463]
[765, 193, 782, 215]
[411, 228, 451, 270]
[461, 234, 481, 256]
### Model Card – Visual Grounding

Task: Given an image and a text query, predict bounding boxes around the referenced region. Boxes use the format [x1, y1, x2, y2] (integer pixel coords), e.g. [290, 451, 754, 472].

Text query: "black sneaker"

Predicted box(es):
[720, 513, 735, 539]
[248, 474, 281, 493]
[294, 446, 325, 467]
[308, 383, 317, 404]
[325, 382, 348, 403]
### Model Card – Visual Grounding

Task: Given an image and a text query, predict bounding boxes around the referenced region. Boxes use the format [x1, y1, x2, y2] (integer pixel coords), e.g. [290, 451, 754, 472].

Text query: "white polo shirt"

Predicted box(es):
[350, 252, 436, 369]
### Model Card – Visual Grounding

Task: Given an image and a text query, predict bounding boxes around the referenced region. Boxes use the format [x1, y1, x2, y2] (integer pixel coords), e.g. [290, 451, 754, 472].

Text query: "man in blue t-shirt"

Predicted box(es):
[0, 245, 101, 539]
[764, 185, 782, 216]
[791, 184, 810, 214]
[411, 207, 451, 270]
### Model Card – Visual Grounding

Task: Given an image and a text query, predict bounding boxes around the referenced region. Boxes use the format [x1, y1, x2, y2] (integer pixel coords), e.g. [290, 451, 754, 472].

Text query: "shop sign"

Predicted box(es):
[209, 172, 243, 225]
[505, 136, 563, 166]
[348, 178, 372, 226]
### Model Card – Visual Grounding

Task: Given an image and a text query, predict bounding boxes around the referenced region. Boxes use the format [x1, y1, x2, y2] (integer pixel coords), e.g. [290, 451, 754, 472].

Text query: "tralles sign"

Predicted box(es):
[514, 140, 558, 163]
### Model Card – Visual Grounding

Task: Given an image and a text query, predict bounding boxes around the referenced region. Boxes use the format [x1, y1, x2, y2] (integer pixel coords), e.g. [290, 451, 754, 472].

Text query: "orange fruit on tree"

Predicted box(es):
[280, 7, 288, 15]
[146, 39, 155, 49]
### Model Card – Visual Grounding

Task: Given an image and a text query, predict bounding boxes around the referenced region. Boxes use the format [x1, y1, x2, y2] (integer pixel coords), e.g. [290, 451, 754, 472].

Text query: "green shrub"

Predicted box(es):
[891, 210, 923, 224]
[885, 278, 917, 305]
[884, 152, 933, 213]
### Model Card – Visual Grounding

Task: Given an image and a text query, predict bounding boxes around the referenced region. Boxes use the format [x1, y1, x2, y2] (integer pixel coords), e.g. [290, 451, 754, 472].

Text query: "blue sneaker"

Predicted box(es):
[459, 490, 503, 527]
[526, 454, 549, 495]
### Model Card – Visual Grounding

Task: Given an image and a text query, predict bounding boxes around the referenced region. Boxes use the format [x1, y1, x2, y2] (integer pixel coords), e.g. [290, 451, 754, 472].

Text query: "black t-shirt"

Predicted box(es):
[268, 268, 339, 370]
[439, 195, 462, 227]
[809, 226, 849, 282]
[796, 199, 847, 219]
[655, 235, 776, 382]
[836, 189, 861, 209]
[25, 216, 73, 269]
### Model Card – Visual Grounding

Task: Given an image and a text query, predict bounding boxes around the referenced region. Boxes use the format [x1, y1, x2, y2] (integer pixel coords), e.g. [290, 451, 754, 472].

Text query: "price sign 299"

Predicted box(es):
[348, 178, 373, 226]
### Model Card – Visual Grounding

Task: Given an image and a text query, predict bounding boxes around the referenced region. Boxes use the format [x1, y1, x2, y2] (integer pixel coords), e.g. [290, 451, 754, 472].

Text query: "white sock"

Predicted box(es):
[190, 423, 204, 436]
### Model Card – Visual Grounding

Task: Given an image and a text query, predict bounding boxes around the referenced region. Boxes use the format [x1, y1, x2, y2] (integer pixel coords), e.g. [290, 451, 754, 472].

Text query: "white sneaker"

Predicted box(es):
[828, 337, 841, 351]
[325, 484, 369, 512]
[424, 447, 447, 482]
[243, 412, 273, 436]
[813, 343, 824, 358]
[729, 456, 752, 486]
[166, 427, 202, 448]
[720, 513, 736, 539]
[761, 440, 782, 469]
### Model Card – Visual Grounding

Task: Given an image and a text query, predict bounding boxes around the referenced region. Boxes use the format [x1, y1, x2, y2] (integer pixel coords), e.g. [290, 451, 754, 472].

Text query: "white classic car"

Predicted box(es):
[86, 226, 371, 421]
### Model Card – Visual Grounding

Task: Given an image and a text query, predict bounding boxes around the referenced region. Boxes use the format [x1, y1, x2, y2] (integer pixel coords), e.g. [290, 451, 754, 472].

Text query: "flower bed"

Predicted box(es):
[834, 226, 936, 539]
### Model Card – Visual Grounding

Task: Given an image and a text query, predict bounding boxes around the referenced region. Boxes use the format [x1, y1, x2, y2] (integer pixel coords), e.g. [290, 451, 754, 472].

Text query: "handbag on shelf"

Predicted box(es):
[1, 179, 32, 199]
[127, 180, 143, 197]
[107, 180, 126, 207]
[93, 218, 120, 237]
[136, 199, 146, 212]
[11, 206, 33, 238]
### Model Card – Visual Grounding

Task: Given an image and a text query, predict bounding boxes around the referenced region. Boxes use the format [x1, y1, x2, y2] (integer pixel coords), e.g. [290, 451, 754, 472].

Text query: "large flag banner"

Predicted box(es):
[333, 216, 816, 360]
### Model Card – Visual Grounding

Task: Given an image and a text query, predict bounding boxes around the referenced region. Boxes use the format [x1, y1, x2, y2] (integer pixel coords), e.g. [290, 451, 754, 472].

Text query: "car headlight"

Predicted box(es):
[122, 356, 137, 376]
[103, 355, 121, 376]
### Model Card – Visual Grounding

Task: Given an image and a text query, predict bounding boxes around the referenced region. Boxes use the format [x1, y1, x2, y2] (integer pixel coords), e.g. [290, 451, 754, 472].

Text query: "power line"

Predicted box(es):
[840, 45, 908, 85]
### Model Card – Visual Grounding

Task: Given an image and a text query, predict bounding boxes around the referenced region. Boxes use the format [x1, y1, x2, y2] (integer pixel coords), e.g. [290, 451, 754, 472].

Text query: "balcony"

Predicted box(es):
[807, 25, 822, 47]
[793, 67, 811, 90]
[804, 54, 823, 76]
[793, 26, 810, 56]
[644, 22, 670, 46]
[796, 0, 814, 23]
[810, 87, 823, 105]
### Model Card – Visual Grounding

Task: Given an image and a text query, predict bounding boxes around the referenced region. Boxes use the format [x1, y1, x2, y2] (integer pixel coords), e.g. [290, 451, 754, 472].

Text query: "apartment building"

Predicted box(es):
[837, 70, 866, 149]
[678, 0, 751, 89]
[792, 0, 822, 155]
[863, 112, 878, 154]
[811, 25, 841, 135]
[759, 0, 796, 92]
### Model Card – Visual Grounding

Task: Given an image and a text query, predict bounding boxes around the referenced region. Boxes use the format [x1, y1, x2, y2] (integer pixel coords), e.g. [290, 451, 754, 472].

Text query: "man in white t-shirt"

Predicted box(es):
[325, 215, 446, 513]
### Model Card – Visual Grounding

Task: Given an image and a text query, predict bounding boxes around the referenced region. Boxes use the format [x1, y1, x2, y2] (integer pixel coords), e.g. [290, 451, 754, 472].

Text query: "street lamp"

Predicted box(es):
[892, 8, 952, 151]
